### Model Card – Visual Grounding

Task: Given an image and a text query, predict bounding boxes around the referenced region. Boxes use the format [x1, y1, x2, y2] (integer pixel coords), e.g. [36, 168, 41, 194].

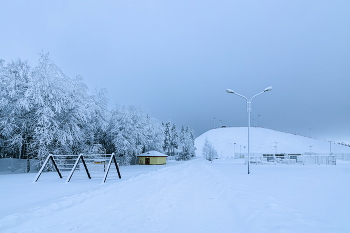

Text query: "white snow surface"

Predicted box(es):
[195, 127, 350, 157]
[1, 157, 350, 233]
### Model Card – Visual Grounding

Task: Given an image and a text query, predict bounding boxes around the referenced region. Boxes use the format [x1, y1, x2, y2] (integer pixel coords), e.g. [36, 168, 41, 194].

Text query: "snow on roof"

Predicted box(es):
[137, 151, 168, 157]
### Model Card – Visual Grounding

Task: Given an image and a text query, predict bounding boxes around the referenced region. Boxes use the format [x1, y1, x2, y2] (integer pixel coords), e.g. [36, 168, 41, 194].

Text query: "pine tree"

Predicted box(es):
[177, 126, 196, 160]
[163, 122, 171, 156]
[170, 123, 178, 157]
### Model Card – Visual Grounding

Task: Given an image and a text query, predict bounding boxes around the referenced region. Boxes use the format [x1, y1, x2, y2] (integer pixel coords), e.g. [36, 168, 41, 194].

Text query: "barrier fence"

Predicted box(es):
[244, 153, 337, 165]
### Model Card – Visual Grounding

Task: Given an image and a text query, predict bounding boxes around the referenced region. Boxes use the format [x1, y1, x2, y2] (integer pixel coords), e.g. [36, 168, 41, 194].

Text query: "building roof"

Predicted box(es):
[137, 151, 168, 157]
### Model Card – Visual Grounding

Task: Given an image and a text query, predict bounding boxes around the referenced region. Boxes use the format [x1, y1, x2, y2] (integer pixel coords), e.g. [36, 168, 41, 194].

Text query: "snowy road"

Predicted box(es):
[1, 159, 349, 233]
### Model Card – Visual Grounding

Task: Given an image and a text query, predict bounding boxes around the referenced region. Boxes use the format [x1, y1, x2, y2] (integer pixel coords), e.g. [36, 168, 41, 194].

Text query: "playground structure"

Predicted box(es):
[33, 153, 121, 183]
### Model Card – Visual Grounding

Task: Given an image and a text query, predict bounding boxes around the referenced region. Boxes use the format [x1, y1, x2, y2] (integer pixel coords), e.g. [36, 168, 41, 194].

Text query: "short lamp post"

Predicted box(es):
[226, 86, 273, 174]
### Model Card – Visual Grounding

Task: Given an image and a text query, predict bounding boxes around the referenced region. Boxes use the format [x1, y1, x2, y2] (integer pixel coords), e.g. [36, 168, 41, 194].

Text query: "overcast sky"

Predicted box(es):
[1, 0, 350, 143]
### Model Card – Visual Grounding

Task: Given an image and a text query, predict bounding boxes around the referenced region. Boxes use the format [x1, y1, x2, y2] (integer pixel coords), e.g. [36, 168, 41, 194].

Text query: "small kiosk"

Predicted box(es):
[137, 151, 168, 165]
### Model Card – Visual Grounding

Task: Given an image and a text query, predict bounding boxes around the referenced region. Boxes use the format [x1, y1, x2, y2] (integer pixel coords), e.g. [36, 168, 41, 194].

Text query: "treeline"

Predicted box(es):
[163, 122, 196, 161]
[0, 54, 195, 164]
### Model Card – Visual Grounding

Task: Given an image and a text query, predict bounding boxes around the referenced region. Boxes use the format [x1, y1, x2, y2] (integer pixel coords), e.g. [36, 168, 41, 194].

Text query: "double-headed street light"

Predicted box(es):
[226, 86, 273, 174]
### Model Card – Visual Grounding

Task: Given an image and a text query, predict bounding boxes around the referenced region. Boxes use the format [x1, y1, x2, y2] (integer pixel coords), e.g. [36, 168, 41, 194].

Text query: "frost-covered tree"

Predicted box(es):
[170, 123, 178, 157]
[106, 105, 164, 165]
[178, 125, 196, 160]
[142, 115, 164, 152]
[0, 54, 197, 168]
[0, 54, 108, 162]
[27, 54, 94, 159]
[82, 88, 109, 153]
[0, 59, 31, 158]
[202, 138, 217, 162]
[163, 122, 171, 155]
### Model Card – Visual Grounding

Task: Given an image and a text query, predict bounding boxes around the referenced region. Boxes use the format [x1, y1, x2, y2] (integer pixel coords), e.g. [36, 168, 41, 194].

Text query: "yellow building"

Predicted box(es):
[137, 151, 168, 165]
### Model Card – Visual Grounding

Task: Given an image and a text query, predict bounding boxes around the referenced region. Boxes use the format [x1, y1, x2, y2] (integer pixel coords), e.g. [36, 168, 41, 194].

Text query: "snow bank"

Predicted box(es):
[1, 159, 350, 232]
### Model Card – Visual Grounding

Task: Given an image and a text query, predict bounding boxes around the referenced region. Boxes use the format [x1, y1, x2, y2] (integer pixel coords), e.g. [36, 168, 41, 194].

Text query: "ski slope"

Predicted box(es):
[1, 158, 350, 233]
[195, 127, 350, 157]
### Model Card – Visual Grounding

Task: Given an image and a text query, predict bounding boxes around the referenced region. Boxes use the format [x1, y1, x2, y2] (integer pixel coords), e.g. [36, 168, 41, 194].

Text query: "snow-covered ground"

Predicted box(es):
[195, 127, 350, 157]
[1, 157, 350, 233]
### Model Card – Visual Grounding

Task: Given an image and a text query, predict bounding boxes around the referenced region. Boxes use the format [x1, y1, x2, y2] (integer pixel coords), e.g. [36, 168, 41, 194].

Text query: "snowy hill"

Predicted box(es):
[195, 127, 350, 157]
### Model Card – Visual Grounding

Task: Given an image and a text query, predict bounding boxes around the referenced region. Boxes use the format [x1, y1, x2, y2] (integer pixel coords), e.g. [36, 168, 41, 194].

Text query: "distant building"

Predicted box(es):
[137, 151, 168, 165]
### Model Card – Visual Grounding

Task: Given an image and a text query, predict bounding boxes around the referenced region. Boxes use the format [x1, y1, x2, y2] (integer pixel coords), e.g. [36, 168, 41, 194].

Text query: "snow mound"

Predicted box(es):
[195, 127, 350, 157]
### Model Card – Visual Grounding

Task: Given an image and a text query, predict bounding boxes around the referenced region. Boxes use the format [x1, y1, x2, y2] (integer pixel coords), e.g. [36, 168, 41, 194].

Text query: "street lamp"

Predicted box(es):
[328, 141, 333, 155]
[234, 143, 236, 158]
[226, 86, 273, 174]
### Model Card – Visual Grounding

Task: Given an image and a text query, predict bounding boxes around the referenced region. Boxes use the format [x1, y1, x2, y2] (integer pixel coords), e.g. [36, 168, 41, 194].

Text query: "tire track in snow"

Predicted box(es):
[202, 161, 341, 233]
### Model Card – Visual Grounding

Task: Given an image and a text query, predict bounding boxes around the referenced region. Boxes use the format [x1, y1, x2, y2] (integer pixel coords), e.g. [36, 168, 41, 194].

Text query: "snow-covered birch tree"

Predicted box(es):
[0, 54, 108, 162]
[202, 138, 217, 162]
[106, 105, 164, 165]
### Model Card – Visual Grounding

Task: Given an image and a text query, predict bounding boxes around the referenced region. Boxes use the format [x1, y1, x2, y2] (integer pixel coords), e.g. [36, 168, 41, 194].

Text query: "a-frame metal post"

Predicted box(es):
[33, 154, 62, 182]
[50, 156, 62, 178]
[65, 154, 91, 183]
[102, 153, 121, 183]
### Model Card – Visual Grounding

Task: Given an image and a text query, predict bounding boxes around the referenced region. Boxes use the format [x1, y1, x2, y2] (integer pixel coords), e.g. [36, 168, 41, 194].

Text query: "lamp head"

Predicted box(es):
[264, 86, 273, 92]
[226, 89, 235, 94]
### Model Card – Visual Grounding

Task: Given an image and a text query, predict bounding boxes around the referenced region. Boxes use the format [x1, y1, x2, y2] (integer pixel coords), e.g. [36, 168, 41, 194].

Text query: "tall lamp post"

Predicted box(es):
[226, 86, 273, 174]
[234, 143, 236, 158]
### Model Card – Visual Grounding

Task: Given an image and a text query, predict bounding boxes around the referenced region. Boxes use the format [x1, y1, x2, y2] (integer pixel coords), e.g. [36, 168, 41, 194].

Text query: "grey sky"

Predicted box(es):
[1, 1, 349, 143]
